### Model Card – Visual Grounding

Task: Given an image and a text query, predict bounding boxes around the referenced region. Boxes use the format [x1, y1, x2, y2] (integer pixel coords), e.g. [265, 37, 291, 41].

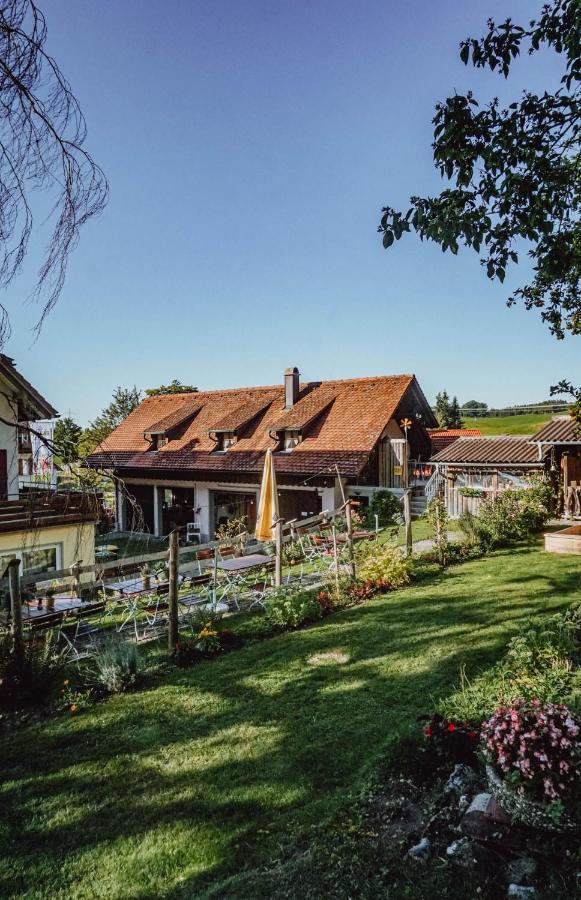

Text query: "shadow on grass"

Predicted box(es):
[0, 546, 579, 899]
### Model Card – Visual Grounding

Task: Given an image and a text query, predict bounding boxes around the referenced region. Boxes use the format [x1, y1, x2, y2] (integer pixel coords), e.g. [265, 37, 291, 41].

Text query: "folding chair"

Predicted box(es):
[194, 548, 214, 575]
[218, 545, 236, 561]
[59, 602, 107, 658]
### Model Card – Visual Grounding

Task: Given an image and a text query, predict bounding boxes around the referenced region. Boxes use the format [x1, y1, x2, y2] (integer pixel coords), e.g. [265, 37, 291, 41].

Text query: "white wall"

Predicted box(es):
[0, 380, 20, 499]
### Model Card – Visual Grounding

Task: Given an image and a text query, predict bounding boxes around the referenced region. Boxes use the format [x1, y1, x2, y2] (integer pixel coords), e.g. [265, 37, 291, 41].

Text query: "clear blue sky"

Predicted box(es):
[4, 0, 579, 425]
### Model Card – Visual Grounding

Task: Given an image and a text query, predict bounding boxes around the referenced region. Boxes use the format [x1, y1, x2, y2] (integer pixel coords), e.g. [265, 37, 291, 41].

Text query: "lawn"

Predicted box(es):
[462, 412, 551, 435]
[1, 545, 579, 899]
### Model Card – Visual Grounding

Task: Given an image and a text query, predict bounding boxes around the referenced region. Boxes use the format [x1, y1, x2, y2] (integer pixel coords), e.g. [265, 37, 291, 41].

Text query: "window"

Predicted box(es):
[214, 432, 236, 451]
[284, 430, 301, 450]
[0, 543, 62, 577]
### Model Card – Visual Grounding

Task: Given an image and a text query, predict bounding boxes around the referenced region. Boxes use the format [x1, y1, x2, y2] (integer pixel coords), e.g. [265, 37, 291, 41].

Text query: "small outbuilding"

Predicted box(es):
[429, 435, 543, 518]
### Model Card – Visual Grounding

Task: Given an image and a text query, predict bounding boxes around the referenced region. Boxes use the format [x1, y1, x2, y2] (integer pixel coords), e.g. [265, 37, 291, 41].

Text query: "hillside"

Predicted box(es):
[461, 413, 552, 435]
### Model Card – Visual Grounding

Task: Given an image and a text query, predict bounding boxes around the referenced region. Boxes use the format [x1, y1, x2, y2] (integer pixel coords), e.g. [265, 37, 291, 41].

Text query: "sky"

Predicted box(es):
[4, 0, 579, 425]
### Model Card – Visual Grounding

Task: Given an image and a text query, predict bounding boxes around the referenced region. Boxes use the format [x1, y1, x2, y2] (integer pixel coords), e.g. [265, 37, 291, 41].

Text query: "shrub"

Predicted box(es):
[0, 630, 66, 710]
[172, 636, 204, 667]
[282, 540, 304, 566]
[443, 609, 578, 722]
[194, 624, 222, 656]
[471, 476, 554, 549]
[423, 713, 479, 765]
[90, 638, 140, 693]
[365, 489, 402, 529]
[265, 587, 322, 629]
[425, 497, 448, 564]
[457, 510, 480, 547]
[481, 700, 581, 812]
[356, 543, 410, 588]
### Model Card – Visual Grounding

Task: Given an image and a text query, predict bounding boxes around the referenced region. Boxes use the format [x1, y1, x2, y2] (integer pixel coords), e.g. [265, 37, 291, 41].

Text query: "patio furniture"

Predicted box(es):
[186, 522, 201, 545]
[216, 554, 272, 609]
[218, 545, 237, 561]
[193, 548, 214, 575]
[58, 602, 107, 658]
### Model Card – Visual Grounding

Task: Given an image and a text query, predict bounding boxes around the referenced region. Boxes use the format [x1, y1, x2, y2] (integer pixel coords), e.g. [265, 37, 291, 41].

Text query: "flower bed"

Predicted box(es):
[481, 700, 580, 831]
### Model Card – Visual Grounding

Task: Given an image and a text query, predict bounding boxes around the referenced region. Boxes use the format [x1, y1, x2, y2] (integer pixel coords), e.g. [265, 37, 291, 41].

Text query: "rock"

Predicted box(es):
[461, 793, 524, 849]
[505, 858, 537, 886]
[458, 794, 471, 813]
[446, 837, 477, 868]
[444, 764, 478, 798]
[507, 885, 536, 899]
[407, 837, 430, 860]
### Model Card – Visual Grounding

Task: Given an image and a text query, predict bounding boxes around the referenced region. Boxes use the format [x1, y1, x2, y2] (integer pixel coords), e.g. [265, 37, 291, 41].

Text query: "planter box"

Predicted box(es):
[544, 523, 581, 555]
[486, 765, 579, 833]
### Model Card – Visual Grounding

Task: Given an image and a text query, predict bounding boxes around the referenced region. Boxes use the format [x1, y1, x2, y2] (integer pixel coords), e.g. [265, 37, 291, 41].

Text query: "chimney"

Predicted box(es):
[284, 367, 300, 409]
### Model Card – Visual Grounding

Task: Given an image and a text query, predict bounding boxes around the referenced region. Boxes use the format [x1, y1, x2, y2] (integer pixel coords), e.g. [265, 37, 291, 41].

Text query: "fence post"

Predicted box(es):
[345, 500, 355, 580]
[403, 490, 413, 557]
[168, 530, 179, 653]
[7, 558, 23, 667]
[274, 518, 283, 588]
[331, 524, 340, 599]
[212, 546, 219, 606]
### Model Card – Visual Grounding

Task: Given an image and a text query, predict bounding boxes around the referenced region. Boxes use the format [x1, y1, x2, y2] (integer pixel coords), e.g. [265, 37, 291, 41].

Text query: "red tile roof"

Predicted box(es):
[88, 373, 431, 479]
[429, 428, 481, 455]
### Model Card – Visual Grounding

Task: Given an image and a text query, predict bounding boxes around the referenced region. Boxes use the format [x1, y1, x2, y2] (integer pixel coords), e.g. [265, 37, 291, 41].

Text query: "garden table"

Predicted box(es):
[23, 597, 84, 619]
[216, 554, 270, 572]
[105, 578, 151, 596]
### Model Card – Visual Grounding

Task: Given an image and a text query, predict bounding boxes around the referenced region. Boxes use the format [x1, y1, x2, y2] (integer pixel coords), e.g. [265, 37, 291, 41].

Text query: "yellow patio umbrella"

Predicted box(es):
[255, 448, 279, 542]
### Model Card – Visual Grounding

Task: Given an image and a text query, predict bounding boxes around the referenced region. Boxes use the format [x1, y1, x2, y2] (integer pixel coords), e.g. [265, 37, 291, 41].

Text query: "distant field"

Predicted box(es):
[461, 412, 552, 435]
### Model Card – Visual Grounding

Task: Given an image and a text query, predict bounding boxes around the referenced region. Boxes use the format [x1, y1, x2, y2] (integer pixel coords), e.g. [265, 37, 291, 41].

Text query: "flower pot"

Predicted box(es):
[486, 765, 579, 833]
[142, 575, 151, 591]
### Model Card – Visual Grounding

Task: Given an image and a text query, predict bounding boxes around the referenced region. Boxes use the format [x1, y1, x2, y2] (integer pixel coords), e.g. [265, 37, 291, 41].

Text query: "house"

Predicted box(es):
[531, 415, 581, 517]
[0, 355, 97, 581]
[429, 415, 581, 519]
[429, 428, 481, 456]
[87, 368, 437, 540]
[429, 434, 543, 518]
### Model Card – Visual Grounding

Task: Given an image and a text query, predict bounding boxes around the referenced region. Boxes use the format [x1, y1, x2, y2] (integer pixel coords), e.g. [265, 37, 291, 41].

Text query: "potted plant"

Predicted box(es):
[140, 563, 151, 591]
[481, 700, 580, 832]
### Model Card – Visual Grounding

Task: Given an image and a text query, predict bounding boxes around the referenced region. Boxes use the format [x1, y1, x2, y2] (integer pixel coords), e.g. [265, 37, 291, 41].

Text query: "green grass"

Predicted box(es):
[462, 412, 551, 435]
[1, 545, 580, 899]
[96, 534, 168, 558]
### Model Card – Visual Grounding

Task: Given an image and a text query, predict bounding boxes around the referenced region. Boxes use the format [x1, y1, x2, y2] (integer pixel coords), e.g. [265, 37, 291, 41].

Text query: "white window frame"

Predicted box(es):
[1, 541, 63, 576]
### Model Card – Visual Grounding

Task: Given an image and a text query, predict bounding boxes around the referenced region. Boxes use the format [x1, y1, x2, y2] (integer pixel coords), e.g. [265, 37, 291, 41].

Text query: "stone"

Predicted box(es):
[446, 837, 477, 868]
[444, 764, 478, 798]
[461, 793, 524, 849]
[507, 885, 536, 899]
[458, 794, 471, 813]
[505, 858, 537, 886]
[407, 837, 430, 860]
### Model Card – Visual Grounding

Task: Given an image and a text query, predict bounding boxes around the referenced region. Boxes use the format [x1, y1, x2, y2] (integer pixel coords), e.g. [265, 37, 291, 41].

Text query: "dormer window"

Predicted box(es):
[215, 431, 236, 451]
[284, 429, 301, 450]
[145, 433, 168, 451]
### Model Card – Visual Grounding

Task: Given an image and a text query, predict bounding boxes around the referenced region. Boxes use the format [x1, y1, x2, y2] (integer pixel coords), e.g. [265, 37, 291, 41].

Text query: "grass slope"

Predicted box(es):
[462, 413, 551, 435]
[1, 546, 580, 899]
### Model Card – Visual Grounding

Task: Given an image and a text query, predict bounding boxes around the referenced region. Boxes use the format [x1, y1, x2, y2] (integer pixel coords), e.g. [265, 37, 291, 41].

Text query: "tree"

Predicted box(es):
[449, 396, 463, 429]
[53, 416, 82, 463]
[461, 400, 488, 418]
[435, 390, 451, 428]
[79, 386, 142, 457]
[0, 2, 108, 343]
[379, 0, 579, 340]
[145, 379, 197, 396]
[550, 379, 581, 425]
[435, 391, 464, 429]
